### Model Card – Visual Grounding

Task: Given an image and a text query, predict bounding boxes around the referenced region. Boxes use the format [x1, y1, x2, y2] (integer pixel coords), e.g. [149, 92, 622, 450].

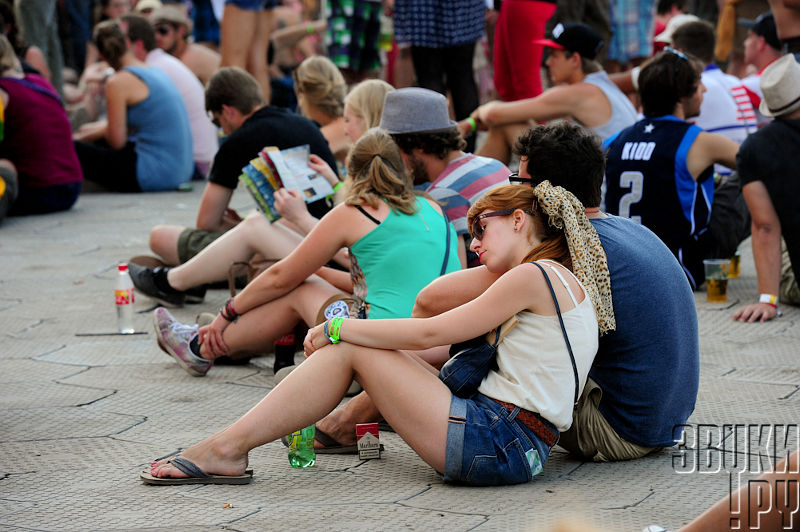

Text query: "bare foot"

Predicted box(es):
[315, 411, 357, 448]
[150, 433, 248, 478]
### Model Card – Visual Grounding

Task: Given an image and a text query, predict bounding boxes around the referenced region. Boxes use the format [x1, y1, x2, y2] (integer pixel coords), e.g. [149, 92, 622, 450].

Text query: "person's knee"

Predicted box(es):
[149, 225, 184, 264]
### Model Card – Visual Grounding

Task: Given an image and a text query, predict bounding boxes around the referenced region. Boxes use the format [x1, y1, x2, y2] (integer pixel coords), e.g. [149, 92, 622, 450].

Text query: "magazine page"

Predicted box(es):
[268, 145, 334, 203]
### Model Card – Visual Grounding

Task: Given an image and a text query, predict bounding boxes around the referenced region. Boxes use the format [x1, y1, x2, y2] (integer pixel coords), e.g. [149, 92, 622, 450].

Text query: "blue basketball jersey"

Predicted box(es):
[603, 115, 715, 288]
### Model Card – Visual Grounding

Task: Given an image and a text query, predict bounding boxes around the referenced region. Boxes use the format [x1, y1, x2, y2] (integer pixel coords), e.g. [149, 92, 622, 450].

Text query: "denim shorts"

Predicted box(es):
[225, 0, 278, 10]
[444, 393, 558, 486]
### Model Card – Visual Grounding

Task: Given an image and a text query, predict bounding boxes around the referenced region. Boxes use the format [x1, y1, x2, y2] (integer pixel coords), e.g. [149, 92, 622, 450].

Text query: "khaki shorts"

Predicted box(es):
[780, 238, 800, 305]
[177, 228, 225, 263]
[558, 378, 657, 462]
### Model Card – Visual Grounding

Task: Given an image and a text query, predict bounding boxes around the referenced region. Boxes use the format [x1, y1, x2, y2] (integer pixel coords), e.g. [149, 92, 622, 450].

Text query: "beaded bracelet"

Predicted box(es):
[327, 317, 343, 344]
[220, 298, 239, 322]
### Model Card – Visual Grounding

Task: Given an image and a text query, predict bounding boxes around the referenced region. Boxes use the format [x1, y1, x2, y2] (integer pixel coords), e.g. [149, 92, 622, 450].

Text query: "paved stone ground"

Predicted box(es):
[1, 186, 798, 531]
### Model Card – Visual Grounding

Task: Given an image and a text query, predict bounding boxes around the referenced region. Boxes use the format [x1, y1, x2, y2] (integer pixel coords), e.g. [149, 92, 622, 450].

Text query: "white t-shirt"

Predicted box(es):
[147, 49, 218, 168]
[692, 65, 757, 176]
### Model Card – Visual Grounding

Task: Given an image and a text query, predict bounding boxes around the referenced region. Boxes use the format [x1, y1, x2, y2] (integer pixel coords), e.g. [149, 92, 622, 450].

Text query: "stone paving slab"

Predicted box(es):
[2, 188, 799, 531]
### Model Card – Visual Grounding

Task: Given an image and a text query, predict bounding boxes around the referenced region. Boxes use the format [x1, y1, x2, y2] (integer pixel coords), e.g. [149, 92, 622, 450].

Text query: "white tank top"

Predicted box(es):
[477, 260, 599, 431]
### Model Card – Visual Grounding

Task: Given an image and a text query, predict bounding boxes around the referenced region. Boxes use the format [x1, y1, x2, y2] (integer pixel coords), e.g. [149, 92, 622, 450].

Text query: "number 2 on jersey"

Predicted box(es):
[618, 171, 643, 224]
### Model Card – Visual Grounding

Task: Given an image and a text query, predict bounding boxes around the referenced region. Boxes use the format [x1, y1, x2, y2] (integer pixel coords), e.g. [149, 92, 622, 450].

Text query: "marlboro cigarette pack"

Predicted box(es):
[356, 423, 380, 459]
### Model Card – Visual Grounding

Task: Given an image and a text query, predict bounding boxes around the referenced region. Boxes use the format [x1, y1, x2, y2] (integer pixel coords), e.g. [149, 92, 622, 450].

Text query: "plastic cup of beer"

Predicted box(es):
[728, 251, 741, 278]
[703, 258, 730, 303]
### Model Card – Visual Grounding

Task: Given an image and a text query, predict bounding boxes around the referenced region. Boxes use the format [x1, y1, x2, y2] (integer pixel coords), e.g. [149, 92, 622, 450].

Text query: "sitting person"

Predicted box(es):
[734, 54, 800, 322]
[0, 35, 82, 216]
[142, 181, 609, 486]
[144, 66, 338, 267]
[150, 5, 221, 86]
[315, 121, 699, 461]
[73, 20, 194, 192]
[603, 49, 746, 289]
[464, 22, 638, 165]
[151, 128, 461, 377]
[120, 13, 218, 177]
[293, 55, 349, 165]
[128, 79, 395, 307]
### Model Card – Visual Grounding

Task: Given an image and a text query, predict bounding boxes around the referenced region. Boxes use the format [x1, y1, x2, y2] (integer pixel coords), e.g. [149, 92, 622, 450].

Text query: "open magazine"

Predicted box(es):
[238, 144, 335, 221]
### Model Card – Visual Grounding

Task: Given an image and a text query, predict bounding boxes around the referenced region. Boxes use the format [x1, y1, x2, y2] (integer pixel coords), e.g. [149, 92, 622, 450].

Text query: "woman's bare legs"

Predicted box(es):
[220, 4, 273, 102]
[199, 275, 343, 359]
[150, 342, 453, 478]
[316, 345, 451, 446]
[167, 216, 303, 291]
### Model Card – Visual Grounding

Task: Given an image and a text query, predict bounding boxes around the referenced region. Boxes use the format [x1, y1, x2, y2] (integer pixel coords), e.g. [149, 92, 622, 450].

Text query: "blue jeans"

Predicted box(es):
[444, 393, 557, 486]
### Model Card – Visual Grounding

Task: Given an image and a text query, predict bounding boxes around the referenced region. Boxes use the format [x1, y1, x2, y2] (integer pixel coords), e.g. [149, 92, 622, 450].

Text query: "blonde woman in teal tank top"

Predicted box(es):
[154, 129, 459, 373]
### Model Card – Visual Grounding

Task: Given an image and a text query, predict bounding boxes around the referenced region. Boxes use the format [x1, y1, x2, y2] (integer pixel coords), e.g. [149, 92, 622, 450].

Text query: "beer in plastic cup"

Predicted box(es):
[728, 251, 741, 278]
[703, 258, 730, 303]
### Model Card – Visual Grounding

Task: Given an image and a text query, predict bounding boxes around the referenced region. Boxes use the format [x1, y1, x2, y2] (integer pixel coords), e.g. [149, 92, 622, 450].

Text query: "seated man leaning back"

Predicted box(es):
[316, 121, 700, 461]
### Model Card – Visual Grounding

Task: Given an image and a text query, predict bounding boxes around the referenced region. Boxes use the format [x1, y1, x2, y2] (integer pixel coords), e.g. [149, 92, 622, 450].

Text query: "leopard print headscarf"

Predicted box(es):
[534, 181, 616, 334]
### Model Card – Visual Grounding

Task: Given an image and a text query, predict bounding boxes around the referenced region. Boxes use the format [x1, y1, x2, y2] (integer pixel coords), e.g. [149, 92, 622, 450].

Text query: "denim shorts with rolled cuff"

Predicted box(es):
[444, 392, 558, 486]
[225, 0, 278, 10]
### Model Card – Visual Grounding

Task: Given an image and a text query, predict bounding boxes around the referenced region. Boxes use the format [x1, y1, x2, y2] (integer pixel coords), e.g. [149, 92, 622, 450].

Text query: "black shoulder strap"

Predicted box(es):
[440, 210, 451, 276]
[355, 204, 381, 225]
[530, 261, 580, 406]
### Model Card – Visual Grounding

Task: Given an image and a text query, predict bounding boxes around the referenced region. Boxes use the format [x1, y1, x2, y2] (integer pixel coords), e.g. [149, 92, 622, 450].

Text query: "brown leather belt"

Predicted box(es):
[495, 400, 559, 447]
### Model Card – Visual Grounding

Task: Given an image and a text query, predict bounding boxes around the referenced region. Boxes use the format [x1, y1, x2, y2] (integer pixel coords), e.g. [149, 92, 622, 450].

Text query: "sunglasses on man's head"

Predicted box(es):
[470, 208, 533, 240]
[664, 46, 689, 63]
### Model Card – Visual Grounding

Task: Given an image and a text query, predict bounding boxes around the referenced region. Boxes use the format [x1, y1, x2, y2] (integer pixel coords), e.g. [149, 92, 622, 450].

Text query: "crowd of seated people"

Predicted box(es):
[4, 6, 799, 527]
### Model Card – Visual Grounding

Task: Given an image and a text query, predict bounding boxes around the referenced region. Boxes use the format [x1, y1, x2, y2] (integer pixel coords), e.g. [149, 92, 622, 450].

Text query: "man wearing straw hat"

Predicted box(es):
[734, 54, 800, 322]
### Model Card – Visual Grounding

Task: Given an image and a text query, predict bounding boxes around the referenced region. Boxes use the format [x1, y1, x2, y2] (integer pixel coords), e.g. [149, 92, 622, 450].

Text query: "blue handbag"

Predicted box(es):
[438, 327, 501, 398]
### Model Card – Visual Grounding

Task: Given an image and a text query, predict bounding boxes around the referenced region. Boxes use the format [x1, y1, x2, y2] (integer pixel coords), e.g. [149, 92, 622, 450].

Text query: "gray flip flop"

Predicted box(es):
[140, 456, 253, 485]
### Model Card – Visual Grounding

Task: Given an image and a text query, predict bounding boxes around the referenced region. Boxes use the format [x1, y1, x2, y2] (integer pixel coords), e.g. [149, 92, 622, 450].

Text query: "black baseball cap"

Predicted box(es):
[738, 12, 781, 51]
[533, 22, 604, 60]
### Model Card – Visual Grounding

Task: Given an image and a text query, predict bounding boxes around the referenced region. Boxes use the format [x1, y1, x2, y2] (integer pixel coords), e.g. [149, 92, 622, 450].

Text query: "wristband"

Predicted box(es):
[758, 293, 783, 316]
[327, 317, 343, 344]
[220, 298, 239, 322]
[466, 117, 477, 133]
[307, 23, 315, 35]
[758, 293, 778, 307]
[332, 181, 343, 193]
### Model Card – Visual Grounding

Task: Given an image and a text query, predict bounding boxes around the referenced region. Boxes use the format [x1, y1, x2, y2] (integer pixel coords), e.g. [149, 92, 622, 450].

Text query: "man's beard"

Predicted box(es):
[409, 153, 429, 186]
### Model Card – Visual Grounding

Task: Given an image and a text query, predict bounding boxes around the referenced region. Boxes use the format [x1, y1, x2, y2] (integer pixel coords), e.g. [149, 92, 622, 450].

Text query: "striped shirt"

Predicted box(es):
[424, 153, 510, 235]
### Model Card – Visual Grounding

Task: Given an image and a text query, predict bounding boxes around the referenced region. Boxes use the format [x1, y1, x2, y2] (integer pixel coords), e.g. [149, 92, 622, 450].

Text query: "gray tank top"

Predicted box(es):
[581, 70, 639, 141]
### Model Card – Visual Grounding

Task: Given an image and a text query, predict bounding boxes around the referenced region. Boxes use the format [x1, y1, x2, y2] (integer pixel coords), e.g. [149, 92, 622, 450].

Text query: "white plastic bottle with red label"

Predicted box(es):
[115, 264, 135, 334]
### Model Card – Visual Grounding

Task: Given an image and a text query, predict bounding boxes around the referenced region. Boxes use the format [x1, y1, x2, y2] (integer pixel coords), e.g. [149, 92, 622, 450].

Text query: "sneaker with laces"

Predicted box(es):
[128, 263, 185, 307]
[152, 307, 212, 376]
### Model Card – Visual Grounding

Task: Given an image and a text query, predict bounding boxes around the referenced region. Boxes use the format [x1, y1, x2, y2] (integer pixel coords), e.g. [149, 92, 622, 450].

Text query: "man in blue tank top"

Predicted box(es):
[461, 22, 638, 165]
[604, 49, 747, 289]
[414, 121, 700, 461]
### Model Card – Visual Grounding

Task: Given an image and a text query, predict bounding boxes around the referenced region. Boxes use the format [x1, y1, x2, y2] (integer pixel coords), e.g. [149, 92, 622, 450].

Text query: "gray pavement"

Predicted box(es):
[1, 186, 798, 531]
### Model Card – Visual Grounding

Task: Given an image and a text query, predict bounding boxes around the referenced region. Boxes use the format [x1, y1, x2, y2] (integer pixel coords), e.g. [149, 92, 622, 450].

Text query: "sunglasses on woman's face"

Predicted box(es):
[471, 209, 532, 240]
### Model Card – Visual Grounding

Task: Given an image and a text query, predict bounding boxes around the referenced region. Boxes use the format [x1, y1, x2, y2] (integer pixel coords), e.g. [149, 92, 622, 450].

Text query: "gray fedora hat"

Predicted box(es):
[759, 54, 800, 118]
[379, 88, 458, 135]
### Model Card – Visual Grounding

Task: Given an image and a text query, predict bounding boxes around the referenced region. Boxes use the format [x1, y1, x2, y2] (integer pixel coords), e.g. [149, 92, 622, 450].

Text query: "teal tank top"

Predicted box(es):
[349, 197, 460, 320]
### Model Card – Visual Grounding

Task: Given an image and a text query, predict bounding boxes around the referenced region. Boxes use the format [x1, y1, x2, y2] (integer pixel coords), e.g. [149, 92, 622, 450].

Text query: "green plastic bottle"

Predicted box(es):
[287, 425, 316, 468]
